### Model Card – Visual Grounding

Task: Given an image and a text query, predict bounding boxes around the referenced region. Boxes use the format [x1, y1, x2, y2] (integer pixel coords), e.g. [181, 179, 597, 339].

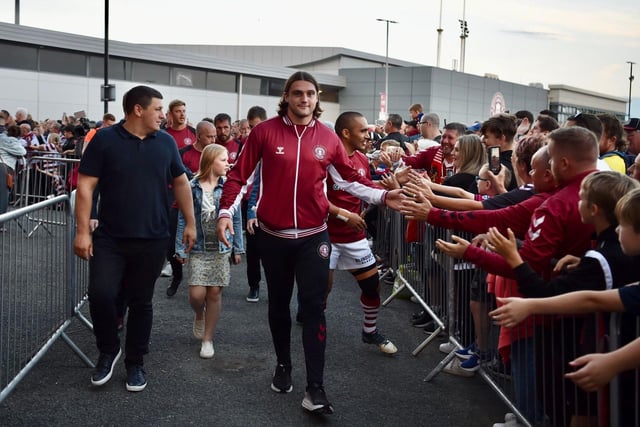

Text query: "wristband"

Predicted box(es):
[335, 209, 349, 222]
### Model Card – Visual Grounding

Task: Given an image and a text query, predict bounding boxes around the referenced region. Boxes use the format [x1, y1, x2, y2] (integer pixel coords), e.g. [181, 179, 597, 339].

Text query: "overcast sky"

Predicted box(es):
[2, 0, 639, 116]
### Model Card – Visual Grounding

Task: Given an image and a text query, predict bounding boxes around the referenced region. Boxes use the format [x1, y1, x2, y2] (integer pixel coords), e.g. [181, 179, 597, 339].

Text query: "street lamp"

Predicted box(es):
[627, 61, 635, 119]
[377, 18, 398, 118]
[101, 0, 115, 113]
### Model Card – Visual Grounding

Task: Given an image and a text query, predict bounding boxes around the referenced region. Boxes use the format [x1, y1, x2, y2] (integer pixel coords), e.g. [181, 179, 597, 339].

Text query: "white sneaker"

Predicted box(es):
[193, 317, 205, 339]
[492, 413, 524, 427]
[200, 341, 214, 358]
[160, 263, 172, 277]
[442, 358, 474, 377]
[439, 342, 455, 354]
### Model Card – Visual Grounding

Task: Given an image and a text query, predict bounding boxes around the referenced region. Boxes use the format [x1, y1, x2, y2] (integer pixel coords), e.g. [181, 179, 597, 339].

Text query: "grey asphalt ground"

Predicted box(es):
[0, 259, 508, 426]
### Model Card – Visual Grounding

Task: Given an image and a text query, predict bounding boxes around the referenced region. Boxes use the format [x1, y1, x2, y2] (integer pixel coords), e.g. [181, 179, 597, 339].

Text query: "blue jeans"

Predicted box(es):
[511, 337, 545, 423]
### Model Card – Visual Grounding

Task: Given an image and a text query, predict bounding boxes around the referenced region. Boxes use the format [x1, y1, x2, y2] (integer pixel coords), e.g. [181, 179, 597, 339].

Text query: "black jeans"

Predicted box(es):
[257, 228, 330, 387]
[166, 206, 183, 281]
[88, 231, 167, 367]
[242, 199, 261, 289]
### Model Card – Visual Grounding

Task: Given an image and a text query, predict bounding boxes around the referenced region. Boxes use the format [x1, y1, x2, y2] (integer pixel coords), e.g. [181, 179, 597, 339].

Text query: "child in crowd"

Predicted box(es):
[487, 172, 640, 426]
[486, 171, 640, 297]
[175, 144, 244, 359]
[421, 162, 512, 203]
[489, 186, 640, 390]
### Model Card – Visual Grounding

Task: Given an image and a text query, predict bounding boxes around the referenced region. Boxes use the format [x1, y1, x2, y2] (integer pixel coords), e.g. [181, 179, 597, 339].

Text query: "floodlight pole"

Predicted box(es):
[377, 18, 398, 114]
[628, 61, 635, 119]
[459, 0, 469, 73]
[436, 0, 443, 67]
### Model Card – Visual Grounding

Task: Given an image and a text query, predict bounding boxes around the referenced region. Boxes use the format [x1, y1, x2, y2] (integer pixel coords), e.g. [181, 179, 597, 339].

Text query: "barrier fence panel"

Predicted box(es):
[13, 155, 80, 238]
[0, 195, 91, 404]
[372, 206, 640, 427]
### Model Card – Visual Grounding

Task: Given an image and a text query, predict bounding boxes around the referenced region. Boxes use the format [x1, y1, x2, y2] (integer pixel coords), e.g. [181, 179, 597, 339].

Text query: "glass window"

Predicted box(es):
[0, 41, 37, 71]
[207, 71, 236, 92]
[131, 61, 170, 85]
[241, 76, 262, 95]
[40, 48, 86, 76]
[268, 79, 285, 96]
[89, 56, 127, 80]
[173, 68, 206, 89]
[320, 85, 339, 103]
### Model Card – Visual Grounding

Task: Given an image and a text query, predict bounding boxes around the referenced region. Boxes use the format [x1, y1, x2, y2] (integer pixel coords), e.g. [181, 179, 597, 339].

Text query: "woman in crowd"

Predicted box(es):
[441, 134, 487, 191]
[0, 125, 27, 218]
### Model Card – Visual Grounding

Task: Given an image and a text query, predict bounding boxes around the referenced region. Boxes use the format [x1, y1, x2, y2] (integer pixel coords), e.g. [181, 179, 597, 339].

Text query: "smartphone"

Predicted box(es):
[488, 146, 501, 175]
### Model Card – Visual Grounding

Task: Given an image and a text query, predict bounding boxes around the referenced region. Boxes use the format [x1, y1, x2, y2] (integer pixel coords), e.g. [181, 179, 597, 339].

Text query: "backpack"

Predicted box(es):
[601, 151, 632, 173]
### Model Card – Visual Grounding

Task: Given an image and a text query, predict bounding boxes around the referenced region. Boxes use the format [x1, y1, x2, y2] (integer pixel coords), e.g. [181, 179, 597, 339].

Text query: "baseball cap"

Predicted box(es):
[404, 119, 418, 127]
[467, 122, 481, 132]
[623, 118, 640, 131]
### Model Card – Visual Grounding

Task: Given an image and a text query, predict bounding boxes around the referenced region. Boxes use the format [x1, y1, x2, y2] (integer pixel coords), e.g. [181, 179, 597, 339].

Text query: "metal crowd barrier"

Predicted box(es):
[375, 207, 639, 427]
[13, 154, 80, 238]
[0, 195, 92, 404]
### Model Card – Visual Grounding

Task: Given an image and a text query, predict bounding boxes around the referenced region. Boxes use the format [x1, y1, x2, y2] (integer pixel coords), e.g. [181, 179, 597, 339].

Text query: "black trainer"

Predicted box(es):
[270, 364, 293, 393]
[411, 311, 433, 328]
[166, 278, 180, 297]
[302, 384, 334, 414]
[91, 348, 122, 386]
[125, 365, 147, 392]
[246, 287, 259, 303]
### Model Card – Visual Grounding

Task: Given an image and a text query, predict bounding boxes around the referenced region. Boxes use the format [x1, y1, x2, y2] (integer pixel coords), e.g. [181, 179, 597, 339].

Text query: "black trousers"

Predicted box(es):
[242, 199, 261, 289]
[88, 231, 167, 367]
[257, 228, 330, 387]
[166, 206, 183, 281]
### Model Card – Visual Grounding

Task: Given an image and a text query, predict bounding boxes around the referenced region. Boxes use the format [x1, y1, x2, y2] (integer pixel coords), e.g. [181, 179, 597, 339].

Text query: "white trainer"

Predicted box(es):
[200, 341, 214, 358]
[160, 263, 173, 277]
[193, 318, 205, 339]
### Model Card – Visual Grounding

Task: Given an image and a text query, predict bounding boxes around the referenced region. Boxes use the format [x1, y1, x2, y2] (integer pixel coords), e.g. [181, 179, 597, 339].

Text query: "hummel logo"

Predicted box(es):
[276, 146, 285, 155]
[533, 215, 545, 228]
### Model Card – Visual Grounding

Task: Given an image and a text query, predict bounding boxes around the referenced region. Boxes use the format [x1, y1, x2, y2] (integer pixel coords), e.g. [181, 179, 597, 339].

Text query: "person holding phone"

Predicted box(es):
[480, 114, 518, 191]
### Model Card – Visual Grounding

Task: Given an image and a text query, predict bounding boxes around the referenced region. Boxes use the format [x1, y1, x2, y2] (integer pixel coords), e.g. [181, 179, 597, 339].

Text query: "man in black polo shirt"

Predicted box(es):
[74, 85, 196, 392]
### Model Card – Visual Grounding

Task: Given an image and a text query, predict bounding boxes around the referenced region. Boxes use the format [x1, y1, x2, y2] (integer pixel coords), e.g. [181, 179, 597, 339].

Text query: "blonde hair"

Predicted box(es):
[616, 188, 640, 233]
[195, 144, 227, 181]
[581, 171, 640, 226]
[455, 134, 487, 175]
[48, 133, 61, 146]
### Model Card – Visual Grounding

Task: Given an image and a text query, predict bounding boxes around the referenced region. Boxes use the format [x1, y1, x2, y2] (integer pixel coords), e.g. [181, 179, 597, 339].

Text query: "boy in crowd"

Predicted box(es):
[489, 187, 640, 424]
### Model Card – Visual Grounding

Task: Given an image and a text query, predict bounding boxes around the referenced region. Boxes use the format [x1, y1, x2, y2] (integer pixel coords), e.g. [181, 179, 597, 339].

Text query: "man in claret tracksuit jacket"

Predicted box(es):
[216, 71, 403, 416]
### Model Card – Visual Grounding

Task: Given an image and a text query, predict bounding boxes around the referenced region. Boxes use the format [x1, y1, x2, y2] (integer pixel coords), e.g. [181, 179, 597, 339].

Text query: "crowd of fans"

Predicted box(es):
[2, 95, 640, 425]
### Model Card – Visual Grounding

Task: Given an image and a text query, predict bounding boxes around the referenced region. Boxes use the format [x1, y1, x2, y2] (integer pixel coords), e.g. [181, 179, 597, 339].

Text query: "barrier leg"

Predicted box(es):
[75, 310, 94, 331]
[60, 332, 95, 368]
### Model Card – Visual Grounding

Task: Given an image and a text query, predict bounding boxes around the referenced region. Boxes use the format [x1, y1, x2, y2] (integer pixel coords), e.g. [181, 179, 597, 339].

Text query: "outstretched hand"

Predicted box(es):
[489, 297, 530, 328]
[566, 353, 618, 392]
[554, 255, 581, 272]
[486, 227, 523, 268]
[435, 234, 470, 259]
[399, 190, 432, 221]
[380, 172, 401, 190]
[383, 189, 408, 211]
[393, 165, 412, 186]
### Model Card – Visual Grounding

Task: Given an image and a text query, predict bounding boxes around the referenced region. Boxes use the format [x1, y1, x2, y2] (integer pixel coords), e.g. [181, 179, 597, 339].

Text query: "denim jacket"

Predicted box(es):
[175, 177, 244, 259]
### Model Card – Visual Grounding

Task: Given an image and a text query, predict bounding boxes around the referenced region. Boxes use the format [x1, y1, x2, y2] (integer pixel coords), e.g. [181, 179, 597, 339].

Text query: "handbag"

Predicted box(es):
[0, 158, 13, 189]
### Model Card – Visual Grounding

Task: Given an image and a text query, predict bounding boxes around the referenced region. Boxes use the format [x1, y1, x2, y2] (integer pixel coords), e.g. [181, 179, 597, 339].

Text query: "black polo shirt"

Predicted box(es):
[79, 121, 184, 239]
